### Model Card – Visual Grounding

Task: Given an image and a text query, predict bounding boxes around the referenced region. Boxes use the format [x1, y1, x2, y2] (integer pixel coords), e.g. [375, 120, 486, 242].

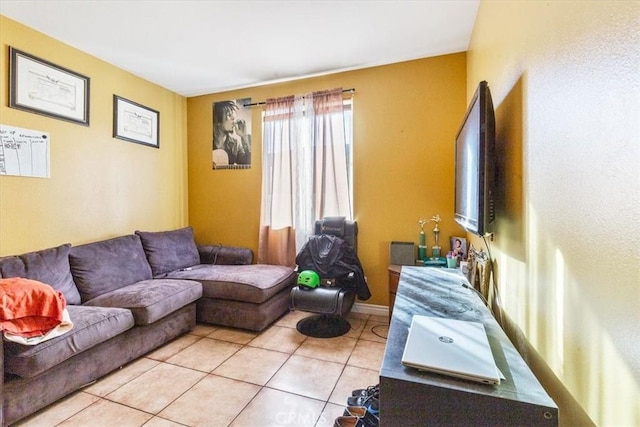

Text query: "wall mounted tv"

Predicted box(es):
[454, 80, 496, 236]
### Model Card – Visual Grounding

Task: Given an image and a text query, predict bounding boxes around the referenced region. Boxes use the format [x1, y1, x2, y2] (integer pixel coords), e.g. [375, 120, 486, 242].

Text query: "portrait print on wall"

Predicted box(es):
[212, 98, 252, 169]
[450, 236, 467, 261]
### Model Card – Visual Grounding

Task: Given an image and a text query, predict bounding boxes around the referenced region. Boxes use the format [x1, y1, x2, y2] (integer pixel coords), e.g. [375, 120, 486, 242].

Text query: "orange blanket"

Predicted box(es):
[0, 277, 66, 338]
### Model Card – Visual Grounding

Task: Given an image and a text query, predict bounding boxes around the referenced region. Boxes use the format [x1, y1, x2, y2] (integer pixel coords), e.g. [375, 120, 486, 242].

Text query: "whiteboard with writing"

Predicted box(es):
[0, 124, 50, 178]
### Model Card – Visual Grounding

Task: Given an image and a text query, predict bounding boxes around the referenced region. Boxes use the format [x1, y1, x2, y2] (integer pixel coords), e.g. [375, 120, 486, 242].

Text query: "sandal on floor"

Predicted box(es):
[343, 406, 380, 427]
[351, 384, 379, 398]
[334, 415, 366, 427]
[347, 394, 380, 417]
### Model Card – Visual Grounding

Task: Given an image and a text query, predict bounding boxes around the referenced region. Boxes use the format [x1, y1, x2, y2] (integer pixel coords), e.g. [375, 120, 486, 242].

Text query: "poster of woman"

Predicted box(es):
[212, 98, 252, 169]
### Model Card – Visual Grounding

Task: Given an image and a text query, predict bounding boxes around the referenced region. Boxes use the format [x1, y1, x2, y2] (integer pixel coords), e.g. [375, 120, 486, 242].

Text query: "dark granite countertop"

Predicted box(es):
[380, 266, 557, 407]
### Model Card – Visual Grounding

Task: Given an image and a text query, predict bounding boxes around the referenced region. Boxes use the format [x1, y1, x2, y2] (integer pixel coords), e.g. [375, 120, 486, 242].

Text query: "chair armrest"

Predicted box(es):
[198, 245, 253, 265]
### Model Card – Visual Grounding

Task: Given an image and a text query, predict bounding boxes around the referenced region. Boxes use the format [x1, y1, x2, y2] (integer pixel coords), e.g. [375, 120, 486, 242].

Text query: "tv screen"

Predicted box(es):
[454, 81, 496, 236]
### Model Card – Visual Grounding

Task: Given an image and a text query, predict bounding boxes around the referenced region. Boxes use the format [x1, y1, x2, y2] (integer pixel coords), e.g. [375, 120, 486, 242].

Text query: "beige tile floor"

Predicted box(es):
[16, 310, 388, 427]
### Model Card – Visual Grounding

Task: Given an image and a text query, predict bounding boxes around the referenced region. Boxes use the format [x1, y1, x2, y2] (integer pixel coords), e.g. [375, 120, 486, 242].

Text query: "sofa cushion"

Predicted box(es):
[69, 235, 153, 303]
[0, 244, 81, 305]
[83, 279, 202, 325]
[165, 264, 296, 304]
[198, 245, 253, 265]
[135, 227, 200, 277]
[3, 305, 134, 379]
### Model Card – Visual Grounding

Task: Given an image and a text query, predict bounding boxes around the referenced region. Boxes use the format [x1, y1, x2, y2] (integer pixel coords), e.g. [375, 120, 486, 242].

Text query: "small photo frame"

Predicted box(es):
[9, 47, 90, 126]
[113, 95, 159, 148]
[450, 236, 467, 261]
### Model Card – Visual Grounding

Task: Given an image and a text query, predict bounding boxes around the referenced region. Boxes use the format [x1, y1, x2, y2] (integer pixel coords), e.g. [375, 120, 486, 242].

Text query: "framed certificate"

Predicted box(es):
[9, 47, 90, 126]
[113, 95, 160, 148]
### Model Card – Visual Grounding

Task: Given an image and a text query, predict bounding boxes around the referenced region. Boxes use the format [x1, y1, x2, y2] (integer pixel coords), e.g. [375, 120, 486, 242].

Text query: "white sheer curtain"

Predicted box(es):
[258, 88, 352, 266]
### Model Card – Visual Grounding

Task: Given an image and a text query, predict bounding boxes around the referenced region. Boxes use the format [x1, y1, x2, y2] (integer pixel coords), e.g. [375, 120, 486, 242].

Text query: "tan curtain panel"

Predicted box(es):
[258, 88, 351, 266]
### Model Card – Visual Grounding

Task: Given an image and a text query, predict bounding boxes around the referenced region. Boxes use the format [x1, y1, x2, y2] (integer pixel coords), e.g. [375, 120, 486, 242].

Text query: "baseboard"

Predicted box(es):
[352, 302, 389, 318]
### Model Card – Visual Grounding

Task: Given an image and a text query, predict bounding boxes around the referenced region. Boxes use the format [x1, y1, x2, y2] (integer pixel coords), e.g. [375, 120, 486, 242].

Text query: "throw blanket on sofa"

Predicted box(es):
[0, 277, 73, 345]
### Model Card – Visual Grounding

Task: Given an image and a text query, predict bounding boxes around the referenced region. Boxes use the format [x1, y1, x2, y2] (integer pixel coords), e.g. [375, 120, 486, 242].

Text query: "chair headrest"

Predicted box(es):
[314, 216, 358, 252]
[318, 217, 346, 237]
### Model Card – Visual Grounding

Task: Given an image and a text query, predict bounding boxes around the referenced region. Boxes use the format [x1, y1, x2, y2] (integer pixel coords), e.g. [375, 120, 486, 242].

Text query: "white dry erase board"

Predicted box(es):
[0, 124, 50, 178]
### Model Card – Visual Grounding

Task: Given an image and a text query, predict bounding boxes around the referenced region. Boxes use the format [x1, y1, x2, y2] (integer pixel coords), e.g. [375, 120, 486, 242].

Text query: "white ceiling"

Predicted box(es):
[0, 0, 479, 97]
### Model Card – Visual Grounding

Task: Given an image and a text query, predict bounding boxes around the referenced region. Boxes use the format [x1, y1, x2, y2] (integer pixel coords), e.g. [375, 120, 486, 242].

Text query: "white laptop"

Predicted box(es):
[401, 315, 501, 385]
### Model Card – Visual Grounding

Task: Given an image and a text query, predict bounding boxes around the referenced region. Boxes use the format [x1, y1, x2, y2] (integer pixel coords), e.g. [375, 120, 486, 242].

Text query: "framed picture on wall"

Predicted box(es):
[9, 47, 90, 126]
[113, 95, 160, 148]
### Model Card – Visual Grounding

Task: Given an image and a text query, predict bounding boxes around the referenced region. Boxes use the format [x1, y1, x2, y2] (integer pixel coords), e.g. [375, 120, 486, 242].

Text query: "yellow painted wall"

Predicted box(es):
[187, 54, 467, 306]
[3, 4, 638, 425]
[467, 1, 640, 425]
[0, 16, 189, 255]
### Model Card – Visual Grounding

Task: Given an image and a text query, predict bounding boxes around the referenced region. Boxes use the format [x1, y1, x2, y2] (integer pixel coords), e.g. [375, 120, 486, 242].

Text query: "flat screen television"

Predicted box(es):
[454, 81, 496, 236]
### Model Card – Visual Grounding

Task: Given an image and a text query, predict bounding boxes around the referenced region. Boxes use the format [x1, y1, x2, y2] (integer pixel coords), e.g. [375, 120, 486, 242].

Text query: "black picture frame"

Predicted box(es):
[113, 95, 160, 148]
[9, 47, 90, 126]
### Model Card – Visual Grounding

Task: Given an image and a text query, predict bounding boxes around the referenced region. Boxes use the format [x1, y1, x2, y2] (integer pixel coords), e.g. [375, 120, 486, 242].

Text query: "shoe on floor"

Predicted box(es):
[334, 415, 366, 427]
[347, 394, 379, 416]
[343, 406, 379, 427]
[351, 384, 379, 398]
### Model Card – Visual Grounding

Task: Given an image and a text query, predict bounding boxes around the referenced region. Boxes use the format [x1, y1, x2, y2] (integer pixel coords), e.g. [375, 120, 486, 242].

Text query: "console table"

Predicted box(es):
[380, 266, 558, 426]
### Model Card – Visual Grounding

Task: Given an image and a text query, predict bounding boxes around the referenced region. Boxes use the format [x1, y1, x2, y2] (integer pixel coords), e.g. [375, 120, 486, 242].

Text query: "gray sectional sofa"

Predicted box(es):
[0, 227, 296, 426]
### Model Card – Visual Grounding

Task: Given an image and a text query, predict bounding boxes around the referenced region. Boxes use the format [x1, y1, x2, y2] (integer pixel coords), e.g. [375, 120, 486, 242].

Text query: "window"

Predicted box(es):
[258, 89, 353, 265]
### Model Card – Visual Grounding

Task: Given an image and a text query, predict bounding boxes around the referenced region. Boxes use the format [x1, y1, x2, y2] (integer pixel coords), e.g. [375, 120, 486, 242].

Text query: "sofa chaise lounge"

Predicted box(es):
[0, 226, 296, 426]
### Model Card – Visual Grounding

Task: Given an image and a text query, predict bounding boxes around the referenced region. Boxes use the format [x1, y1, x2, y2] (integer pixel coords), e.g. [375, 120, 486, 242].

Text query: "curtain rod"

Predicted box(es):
[243, 88, 355, 107]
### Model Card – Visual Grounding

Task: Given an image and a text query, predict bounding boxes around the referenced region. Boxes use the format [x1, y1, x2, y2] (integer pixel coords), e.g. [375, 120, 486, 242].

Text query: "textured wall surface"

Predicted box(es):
[0, 17, 189, 255]
[187, 55, 468, 306]
[467, 1, 640, 425]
